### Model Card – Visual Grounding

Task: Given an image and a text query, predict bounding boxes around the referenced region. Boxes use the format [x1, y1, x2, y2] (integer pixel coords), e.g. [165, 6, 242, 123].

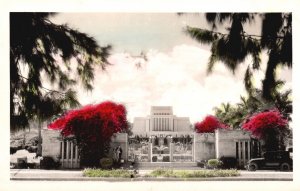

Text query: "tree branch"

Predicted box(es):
[18, 74, 67, 96]
[188, 26, 285, 40]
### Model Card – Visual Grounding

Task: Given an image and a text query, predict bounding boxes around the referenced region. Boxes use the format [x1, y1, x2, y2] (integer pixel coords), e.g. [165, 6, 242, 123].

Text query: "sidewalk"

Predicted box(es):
[10, 169, 293, 181]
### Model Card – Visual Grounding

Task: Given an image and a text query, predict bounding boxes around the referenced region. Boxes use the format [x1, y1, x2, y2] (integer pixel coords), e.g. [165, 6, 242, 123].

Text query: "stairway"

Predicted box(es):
[134, 162, 198, 169]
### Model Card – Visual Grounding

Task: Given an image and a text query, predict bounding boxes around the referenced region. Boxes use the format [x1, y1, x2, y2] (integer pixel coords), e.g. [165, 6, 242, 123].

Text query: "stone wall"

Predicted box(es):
[42, 130, 129, 167]
[194, 133, 216, 161]
[109, 133, 128, 161]
[215, 129, 251, 158]
[41, 129, 61, 160]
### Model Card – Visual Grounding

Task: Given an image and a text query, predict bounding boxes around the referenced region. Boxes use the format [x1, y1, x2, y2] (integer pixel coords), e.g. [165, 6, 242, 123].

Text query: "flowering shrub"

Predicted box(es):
[48, 101, 128, 139]
[48, 101, 128, 167]
[195, 115, 228, 133]
[241, 109, 288, 138]
[242, 109, 289, 151]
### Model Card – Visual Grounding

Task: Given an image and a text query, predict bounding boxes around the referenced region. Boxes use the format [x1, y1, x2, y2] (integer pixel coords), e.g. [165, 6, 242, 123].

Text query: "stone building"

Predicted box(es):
[42, 106, 260, 168]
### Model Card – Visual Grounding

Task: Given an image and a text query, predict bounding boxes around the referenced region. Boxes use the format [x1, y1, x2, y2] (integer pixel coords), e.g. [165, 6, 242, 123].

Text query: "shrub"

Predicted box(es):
[207, 159, 222, 169]
[219, 156, 237, 169]
[83, 168, 133, 178]
[242, 109, 289, 151]
[195, 115, 228, 133]
[149, 168, 174, 177]
[196, 160, 206, 168]
[147, 169, 239, 178]
[40, 156, 60, 169]
[100, 158, 113, 169]
[48, 101, 128, 167]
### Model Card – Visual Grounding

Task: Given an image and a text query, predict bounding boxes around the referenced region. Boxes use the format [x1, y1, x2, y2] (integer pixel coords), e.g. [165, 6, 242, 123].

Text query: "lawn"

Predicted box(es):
[83, 168, 240, 178]
[146, 169, 240, 178]
[83, 169, 133, 178]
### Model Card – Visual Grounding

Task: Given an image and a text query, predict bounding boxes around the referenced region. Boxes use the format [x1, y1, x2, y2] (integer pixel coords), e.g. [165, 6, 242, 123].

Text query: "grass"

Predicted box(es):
[83, 168, 240, 179]
[83, 168, 133, 178]
[146, 168, 240, 178]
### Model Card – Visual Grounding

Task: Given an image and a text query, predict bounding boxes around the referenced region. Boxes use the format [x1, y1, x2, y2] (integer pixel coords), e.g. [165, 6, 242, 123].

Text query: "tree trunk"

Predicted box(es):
[37, 118, 42, 156]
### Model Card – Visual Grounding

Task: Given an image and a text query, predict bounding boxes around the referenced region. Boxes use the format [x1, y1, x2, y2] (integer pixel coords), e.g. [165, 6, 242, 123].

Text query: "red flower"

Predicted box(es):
[48, 101, 128, 141]
[195, 115, 228, 133]
[241, 109, 288, 138]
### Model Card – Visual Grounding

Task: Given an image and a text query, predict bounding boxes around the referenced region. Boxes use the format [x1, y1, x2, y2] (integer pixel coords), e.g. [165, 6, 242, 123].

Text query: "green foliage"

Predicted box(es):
[207, 159, 222, 169]
[83, 168, 133, 178]
[185, 13, 292, 100]
[186, 26, 218, 45]
[148, 168, 175, 177]
[214, 81, 292, 130]
[10, 13, 111, 131]
[147, 168, 239, 178]
[99, 158, 114, 169]
[40, 156, 60, 169]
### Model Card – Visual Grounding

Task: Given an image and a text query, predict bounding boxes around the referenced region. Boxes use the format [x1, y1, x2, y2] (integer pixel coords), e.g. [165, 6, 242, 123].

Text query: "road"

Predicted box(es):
[10, 169, 293, 181]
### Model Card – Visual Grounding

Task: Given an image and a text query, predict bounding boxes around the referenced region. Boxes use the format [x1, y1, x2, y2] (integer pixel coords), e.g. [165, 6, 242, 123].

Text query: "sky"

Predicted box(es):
[50, 13, 292, 123]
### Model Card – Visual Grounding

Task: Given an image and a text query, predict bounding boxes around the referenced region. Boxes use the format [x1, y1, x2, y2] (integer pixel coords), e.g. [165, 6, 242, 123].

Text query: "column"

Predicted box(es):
[66, 141, 70, 168]
[172, 118, 175, 131]
[191, 136, 194, 162]
[248, 141, 251, 160]
[170, 142, 173, 162]
[148, 142, 151, 162]
[193, 133, 196, 162]
[151, 118, 154, 131]
[150, 142, 153, 162]
[125, 133, 128, 161]
[159, 118, 161, 131]
[75, 145, 79, 168]
[61, 141, 64, 168]
[70, 142, 74, 168]
[238, 141, 241, 167]
[166, 118, 169, 131]
[242, 141, 246, 166]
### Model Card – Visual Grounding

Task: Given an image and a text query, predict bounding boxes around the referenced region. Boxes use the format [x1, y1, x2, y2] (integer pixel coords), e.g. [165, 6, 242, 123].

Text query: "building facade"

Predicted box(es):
[128, 106, 194, 163]
[42, 106, 260, 168]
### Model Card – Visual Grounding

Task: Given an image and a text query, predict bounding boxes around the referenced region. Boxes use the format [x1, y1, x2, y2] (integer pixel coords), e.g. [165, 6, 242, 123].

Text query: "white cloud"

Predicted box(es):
[77, 44, 260, 123]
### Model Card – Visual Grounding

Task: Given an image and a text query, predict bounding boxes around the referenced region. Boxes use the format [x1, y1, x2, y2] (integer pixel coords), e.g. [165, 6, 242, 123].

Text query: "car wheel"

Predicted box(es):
[248, 163, 258, 171]
[280, 163, 290, 171]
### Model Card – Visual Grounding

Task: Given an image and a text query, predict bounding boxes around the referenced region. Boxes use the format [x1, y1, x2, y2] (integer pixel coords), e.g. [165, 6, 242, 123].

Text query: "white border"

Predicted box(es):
[1, 0, 300, 191]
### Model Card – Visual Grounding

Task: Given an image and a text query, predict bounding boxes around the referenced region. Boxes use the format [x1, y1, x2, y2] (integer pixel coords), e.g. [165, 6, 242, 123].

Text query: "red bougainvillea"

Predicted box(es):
[241, 109, 288, 138]
[48, 101, 128, 141]
[195, 115, 228, 133]
[48, 101, 128, 167]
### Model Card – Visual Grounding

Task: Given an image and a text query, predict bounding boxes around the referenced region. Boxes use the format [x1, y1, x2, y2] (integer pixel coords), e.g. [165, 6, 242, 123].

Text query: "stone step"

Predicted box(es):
[134, 162, 198, 169]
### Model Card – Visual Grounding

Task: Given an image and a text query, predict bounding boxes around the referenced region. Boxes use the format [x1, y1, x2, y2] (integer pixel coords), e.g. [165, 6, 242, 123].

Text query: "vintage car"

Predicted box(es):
[246, 150, 293, 171]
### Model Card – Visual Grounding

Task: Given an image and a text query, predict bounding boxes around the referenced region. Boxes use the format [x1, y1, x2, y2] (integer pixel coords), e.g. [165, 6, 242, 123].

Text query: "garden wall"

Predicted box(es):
[109, 133, 128, 161]
[194, 133, 215, 161]
[215, 129, 251, 158]
[41, 129, 61, 161]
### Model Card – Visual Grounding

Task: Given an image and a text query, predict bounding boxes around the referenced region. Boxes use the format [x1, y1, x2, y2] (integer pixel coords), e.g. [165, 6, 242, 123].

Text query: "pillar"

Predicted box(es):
[248, 141, 251, 160]
[75, 145, 78, 168]
[61, 141, 64, 168]
[70, 142, 73, 168]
